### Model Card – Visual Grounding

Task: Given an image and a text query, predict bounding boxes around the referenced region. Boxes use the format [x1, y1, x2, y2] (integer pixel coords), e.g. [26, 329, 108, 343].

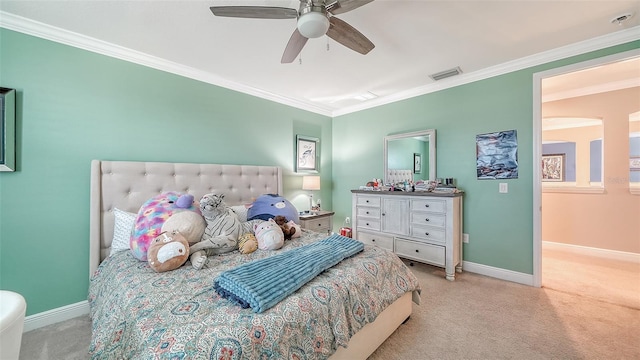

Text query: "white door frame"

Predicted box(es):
[531, 48, 640, 287]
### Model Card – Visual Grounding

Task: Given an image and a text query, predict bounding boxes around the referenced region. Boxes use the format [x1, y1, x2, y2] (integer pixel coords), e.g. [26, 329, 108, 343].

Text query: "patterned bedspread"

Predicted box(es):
[88, 230, 421, 359]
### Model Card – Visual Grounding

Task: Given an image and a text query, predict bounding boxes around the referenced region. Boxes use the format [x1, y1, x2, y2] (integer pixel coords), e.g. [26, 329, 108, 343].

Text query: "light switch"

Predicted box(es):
[499, 183, 508, 193]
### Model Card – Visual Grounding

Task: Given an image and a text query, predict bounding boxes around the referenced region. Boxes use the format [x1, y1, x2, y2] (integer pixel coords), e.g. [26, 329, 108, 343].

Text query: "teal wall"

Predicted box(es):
[0, 29, 332, 315]
[0, 26, 637, 316]
[332, 41, 639, 275]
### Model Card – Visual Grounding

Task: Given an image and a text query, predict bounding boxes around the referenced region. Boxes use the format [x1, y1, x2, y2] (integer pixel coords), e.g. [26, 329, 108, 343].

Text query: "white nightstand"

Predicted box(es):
[299, 210, 335, 234]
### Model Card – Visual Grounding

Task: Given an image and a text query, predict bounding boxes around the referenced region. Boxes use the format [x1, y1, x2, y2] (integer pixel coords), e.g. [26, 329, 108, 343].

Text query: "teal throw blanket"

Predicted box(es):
[214, 234, 364, 313]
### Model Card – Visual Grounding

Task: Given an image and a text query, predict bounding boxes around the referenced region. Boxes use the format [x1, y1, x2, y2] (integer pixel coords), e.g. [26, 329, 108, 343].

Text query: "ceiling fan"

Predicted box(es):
[210, 0, 375, 63]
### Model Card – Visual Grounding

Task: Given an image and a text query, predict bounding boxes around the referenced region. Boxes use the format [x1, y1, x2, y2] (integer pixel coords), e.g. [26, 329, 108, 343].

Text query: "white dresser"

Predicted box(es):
[351, 190, 464, 281]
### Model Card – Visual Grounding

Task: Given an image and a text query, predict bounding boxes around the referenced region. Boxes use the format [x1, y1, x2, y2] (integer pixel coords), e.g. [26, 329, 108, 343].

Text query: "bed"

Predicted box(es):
[88, 160, 421, 359]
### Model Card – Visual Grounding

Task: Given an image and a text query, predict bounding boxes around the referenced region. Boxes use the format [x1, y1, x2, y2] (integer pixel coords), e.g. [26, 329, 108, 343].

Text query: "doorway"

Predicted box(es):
[532, 49, 640, 307]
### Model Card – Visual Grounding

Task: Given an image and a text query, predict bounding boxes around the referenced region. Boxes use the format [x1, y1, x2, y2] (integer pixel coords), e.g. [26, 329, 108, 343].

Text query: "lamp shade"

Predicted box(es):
[302, 175, 321, 191]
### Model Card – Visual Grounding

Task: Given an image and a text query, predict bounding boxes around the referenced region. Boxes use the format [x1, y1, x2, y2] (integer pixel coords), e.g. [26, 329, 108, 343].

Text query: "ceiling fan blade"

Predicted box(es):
[326, 16, 374, 55]
[210, 6, 297, 19]
[329, 0, 374, 15]
[281, 28, 309, 63]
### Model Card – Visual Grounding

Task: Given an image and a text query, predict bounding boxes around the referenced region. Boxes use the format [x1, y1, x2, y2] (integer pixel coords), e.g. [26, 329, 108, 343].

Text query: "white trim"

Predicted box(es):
[462, 261, 534, 286]
[532, 48, 640, 290]
[543, 241, 640, 264]
[543, 78, 640, 103]
[0, 11, 333, 117]
[542, 184, 605, 194]
[23, 300, 89, 333]
[1, 11, 638, 117]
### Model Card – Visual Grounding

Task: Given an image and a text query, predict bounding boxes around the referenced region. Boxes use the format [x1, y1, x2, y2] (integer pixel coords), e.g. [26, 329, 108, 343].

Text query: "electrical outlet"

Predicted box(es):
[499, 183, 508, 193]
[463, 233, 469, 243]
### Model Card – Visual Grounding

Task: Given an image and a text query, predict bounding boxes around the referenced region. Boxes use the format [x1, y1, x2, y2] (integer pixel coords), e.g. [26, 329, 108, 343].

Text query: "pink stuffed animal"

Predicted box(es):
[254, 219, 285, 250]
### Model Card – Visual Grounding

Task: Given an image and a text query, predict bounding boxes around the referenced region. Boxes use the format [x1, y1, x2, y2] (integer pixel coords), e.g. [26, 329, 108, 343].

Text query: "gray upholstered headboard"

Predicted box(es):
[89, 160, 283, 275]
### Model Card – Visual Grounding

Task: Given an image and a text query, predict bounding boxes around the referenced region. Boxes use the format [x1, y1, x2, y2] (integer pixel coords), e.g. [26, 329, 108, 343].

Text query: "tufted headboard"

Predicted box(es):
[387, 169, 413, 184]
[89, 160, 282, 275]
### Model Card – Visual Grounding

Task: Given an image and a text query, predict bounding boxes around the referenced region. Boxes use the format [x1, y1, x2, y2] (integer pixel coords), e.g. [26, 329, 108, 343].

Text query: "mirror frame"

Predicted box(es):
[384, 129, 436, 184]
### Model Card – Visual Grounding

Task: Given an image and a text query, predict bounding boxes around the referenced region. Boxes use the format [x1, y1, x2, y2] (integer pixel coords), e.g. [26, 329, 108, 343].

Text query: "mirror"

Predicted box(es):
[384, 129, 436, 184]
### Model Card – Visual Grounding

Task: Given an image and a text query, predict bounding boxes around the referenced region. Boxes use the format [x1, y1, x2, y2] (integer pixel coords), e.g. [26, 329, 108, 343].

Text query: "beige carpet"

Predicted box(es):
[20, 259, 640, 359]
[542, 245, 640, 309]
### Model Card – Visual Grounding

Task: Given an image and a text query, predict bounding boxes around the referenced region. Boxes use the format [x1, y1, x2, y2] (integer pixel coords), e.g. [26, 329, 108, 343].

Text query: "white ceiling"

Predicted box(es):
[1, 0, 639, 116]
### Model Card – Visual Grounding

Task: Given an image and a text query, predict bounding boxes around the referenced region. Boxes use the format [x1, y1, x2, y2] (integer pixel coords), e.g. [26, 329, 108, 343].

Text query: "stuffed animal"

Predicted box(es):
[254, 218, 285, 250]
[147, 231, 190, 272]
[273, 215, 301, 240]
[131, 192, 202, 261]
[247, 194, 299, 224]
[161, 211, 206, 246]
[189, 193, 245, 269]
[286, 220, 302, 239]
[238, 233, 258, 254]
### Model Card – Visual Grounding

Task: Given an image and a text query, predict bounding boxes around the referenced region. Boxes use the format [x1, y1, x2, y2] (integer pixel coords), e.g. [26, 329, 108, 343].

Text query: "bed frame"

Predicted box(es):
[89, 159, 412, 359]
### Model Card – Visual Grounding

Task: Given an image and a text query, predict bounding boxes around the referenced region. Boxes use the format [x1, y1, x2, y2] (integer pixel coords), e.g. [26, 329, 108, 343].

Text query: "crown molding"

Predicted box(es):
[0, 11, 334, 117]
[334, 26, 640, 116]
[1, 11, 638, 118]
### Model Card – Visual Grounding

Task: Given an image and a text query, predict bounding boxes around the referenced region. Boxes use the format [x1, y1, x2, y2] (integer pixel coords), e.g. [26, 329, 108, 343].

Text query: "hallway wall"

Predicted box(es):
[541, 87, 640, 253]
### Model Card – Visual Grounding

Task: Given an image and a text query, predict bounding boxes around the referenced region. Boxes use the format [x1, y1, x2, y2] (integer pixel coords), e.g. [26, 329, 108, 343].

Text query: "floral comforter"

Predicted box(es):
[88, 230, 421, 359]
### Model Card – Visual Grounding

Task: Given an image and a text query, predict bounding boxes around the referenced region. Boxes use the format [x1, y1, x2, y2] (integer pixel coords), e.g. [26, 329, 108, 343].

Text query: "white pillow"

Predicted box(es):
[110, 208, 136, 255]
[230, 205, 250, 222]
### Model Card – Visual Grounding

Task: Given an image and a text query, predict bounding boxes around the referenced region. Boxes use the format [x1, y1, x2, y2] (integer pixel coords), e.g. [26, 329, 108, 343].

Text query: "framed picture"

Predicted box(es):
[413, 153, 421, 174]
[296, 135, 319, 173]
[542, 154, 565, 181]
[476, 130, 518, 180]
[0, 87, 16, 172]
[631, 156, 640, 171]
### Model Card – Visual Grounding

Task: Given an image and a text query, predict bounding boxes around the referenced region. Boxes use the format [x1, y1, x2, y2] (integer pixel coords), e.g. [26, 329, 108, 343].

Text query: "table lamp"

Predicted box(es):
[302, 175, 321, 213]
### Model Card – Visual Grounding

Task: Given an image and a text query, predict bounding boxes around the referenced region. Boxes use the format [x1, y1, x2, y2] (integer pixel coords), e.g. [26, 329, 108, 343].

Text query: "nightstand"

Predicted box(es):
[299, 210, 335, 234]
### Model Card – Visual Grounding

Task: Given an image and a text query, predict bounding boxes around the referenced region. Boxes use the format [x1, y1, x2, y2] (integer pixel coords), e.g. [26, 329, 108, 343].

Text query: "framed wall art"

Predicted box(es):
[542, 154, 565, 182]
[0, 87, 16, 172]
[413, 153, 421, 174]
[476, 130, 518, 179]
[295, 135, 319, 173]
[630, 156, 640, 171]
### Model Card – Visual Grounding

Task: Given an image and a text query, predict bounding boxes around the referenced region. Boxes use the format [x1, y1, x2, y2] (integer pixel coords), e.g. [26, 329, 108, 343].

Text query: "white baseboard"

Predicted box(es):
[23, 300, 89, 333]
[463, 261, 534, 286]
[543, 241, 640, 264]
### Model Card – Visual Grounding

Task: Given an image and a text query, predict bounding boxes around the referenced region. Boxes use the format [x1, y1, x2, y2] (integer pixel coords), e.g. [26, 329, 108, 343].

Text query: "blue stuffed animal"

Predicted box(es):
[247, 194, 299, 224]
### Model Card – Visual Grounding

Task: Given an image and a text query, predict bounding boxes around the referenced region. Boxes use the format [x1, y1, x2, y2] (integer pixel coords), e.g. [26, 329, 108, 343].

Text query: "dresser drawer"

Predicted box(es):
[410, 225, 446, 244]
[394, 238, 445, 266]
[411, 199, 446, 213]
[410, 212, 446, 227]
[300, 217, 331, 233]
[357, 207, 381, 218]
[357, 219, 381, 231]
[357, 231, 394, 250]
[356, 196, 381, 207]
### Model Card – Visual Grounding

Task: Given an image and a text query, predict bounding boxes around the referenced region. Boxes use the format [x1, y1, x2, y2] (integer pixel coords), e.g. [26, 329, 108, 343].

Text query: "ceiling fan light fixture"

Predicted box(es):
[297, 9, 330, 38]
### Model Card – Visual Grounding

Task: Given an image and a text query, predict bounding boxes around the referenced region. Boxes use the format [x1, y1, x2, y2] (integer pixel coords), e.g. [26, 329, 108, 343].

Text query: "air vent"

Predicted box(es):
[429, 66, 463, 81]
[610, 12, 634, 25]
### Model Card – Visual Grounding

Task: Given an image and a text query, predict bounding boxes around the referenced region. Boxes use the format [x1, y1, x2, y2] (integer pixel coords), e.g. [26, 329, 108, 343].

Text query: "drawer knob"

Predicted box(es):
[366, 211, 369, 214]
[366, 223, 369, 226]
[372, 239, 376, 242]
[317, 224, 321, 227]
[425, 232, 429, 236]
[425, 204, 430, 208]
[425, 218, 430, 222]
[366, 200, 370, 203]
[382, 213, 386, 216]
[415, 249, 419, 253]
